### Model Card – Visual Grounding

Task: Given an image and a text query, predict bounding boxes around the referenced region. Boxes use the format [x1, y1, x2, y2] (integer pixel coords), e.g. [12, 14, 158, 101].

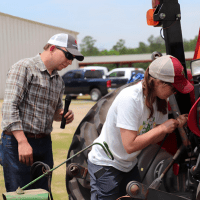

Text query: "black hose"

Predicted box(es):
[30, 161, 53, 200]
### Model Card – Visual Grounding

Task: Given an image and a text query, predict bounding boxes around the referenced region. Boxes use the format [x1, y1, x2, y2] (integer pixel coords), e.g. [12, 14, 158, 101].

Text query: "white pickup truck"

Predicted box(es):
[106, 67, 145, 90]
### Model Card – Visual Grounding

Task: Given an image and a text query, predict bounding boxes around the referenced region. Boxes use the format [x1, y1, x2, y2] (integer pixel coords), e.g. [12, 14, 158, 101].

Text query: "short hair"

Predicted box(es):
[43, 44, 52, 50]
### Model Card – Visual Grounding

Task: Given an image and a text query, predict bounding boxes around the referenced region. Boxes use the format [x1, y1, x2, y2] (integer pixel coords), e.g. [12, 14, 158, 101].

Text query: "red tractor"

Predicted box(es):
[66, 0, 200, 199]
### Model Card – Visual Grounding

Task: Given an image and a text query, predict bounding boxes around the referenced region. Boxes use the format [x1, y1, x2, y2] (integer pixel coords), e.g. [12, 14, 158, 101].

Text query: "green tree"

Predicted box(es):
[80, 36, 99, 56]
[183, 36, 198, 51]
[79, 34, 198, 70]
[100, 49, 120, 56]
[137, 42, 149, 54]
[112, 39, 126, 51]
[148, 35, 166, 53]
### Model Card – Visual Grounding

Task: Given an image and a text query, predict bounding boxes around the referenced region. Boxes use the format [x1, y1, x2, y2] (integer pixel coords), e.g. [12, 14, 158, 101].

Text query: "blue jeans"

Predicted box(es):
[88, 159, 141, 200]
[1, 132, 54, 192]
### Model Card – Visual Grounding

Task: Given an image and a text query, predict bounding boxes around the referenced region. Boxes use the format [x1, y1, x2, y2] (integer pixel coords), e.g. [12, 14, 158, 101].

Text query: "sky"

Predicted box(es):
[0, 0, 200, 50]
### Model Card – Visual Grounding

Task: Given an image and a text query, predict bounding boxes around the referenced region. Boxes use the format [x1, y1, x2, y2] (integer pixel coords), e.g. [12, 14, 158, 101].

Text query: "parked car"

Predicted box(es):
[82, 66, 109, 79]
[106, 67, 145, 90]
[62, 69, 111, 101]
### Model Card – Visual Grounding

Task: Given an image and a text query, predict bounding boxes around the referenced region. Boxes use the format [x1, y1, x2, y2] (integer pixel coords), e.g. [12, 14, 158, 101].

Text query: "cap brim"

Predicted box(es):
[172, 77, 194, 94]
[65, 48, 84, 61]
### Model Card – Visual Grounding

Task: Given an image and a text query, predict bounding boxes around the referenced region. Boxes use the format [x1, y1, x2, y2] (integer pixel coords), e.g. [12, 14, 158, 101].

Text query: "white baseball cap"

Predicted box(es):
[47, 33, 84, 61]
[149, 55, 194, 94]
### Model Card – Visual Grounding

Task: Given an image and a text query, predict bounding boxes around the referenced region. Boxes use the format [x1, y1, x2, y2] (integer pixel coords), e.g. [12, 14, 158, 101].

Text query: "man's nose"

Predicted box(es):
[69, 59, 73, 65]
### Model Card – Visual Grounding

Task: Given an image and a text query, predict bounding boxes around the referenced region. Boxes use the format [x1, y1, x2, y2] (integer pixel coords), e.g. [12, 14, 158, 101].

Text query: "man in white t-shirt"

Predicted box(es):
[88, 55, 194, 200]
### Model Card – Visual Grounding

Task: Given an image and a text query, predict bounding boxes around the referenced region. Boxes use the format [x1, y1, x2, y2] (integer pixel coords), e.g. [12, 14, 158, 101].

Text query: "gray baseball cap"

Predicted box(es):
[47, 33, 84, 61]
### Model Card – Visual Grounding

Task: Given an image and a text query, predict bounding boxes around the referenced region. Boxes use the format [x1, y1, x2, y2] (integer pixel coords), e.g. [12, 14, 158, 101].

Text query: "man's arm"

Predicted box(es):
[53, 109, 74, 124]
[12, 130, 33, 166]
[2, 63, 31, 132]
[2, 63, 34, 166]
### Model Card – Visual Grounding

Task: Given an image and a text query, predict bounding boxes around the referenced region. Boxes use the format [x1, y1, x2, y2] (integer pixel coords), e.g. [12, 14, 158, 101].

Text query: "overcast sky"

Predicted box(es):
[1, 0, 199, 50]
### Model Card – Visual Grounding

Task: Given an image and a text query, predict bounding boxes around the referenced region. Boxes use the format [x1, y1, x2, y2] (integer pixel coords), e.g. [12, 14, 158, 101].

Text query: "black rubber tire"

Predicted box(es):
[90, 88, 102, 101]
[143, 152, 172, 185]
[137, 144, 172, 188]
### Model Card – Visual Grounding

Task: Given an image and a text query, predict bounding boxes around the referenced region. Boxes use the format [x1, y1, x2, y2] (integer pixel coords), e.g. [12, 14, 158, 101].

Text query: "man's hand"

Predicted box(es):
[18, 140, 33, 166]
[176, 114, 188, 128]
[12, 130, 33, 166]
[60, 110, 74, 124]
[54, 109, 74, 124]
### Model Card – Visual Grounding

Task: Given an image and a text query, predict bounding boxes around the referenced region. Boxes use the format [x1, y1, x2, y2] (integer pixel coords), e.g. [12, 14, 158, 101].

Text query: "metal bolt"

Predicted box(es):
[70, 165, 79, 176]
[160, 13, 166, 19]
[130, 184, 140, 195]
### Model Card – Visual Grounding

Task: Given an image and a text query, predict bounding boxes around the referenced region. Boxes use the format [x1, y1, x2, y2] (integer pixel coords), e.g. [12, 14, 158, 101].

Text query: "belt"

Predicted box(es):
[4, 131, 48, 139]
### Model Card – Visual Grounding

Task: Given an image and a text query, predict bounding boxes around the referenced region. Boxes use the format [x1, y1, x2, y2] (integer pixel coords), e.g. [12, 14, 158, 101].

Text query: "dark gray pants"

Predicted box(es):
[88, 159, 141, 200]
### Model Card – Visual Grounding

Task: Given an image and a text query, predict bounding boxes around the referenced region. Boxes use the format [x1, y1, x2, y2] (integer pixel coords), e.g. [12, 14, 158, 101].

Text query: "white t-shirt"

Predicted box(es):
[88, 82, 168, 172]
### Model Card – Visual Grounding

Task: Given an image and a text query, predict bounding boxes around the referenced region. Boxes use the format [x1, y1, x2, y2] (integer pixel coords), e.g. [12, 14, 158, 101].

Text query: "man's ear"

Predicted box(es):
[50, 46, 55, 51]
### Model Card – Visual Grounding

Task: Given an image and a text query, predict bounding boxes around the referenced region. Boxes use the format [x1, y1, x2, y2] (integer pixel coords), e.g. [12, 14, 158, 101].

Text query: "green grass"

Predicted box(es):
[0, 167, 5, 198]
[51, 132, 73, 200]
[0, 133, 73, 200]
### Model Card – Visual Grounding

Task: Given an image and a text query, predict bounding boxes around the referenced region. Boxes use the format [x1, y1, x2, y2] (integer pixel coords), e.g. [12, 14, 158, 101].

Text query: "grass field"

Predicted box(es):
[0, 98, 95, 200]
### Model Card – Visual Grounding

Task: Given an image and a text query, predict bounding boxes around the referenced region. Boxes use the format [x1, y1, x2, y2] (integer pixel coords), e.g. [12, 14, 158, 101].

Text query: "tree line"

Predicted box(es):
[80, 35, 198, 70]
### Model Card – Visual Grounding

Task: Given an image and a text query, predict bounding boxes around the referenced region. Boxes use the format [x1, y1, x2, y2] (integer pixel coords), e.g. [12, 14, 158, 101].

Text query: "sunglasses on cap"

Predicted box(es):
[56, 46, 75, 61]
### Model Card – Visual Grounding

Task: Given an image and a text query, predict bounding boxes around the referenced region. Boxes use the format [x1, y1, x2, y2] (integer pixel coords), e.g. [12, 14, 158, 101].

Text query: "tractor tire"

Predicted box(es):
[137, 144, 172, 190]
[90, 88, 102, 101]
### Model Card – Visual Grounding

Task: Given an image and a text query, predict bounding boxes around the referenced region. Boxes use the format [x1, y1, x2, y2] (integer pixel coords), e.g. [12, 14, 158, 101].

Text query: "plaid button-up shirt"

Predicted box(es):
[1, 54, 65, 134]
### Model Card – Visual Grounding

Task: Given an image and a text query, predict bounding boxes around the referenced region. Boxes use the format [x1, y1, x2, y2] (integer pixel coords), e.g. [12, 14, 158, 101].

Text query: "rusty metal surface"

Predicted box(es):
[126, 181, 148, 199]
[169, 95, 191, 147]
[146, 188, 190, 200]
[66, 163, 90, 181]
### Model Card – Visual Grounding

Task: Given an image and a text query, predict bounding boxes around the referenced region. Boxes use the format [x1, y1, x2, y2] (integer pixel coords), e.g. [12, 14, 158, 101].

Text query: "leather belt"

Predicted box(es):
[4, 131, 48, 139]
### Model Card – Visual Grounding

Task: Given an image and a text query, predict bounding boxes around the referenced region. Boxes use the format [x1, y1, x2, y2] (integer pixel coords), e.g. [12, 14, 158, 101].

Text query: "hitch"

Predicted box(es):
[126, 181, 190, 200]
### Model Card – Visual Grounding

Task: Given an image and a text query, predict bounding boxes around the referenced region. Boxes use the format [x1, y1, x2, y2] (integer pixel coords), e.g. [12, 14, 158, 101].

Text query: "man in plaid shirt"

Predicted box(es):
[1, 33, 84, 192]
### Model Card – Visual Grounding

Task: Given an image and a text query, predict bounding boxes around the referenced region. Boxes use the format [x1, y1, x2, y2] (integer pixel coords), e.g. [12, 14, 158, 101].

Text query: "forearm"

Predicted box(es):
[12, 130, 33, 166]
[123, 126, 166, 154]
[151, 124, 167, 144]
[12, 130, 28, 144]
